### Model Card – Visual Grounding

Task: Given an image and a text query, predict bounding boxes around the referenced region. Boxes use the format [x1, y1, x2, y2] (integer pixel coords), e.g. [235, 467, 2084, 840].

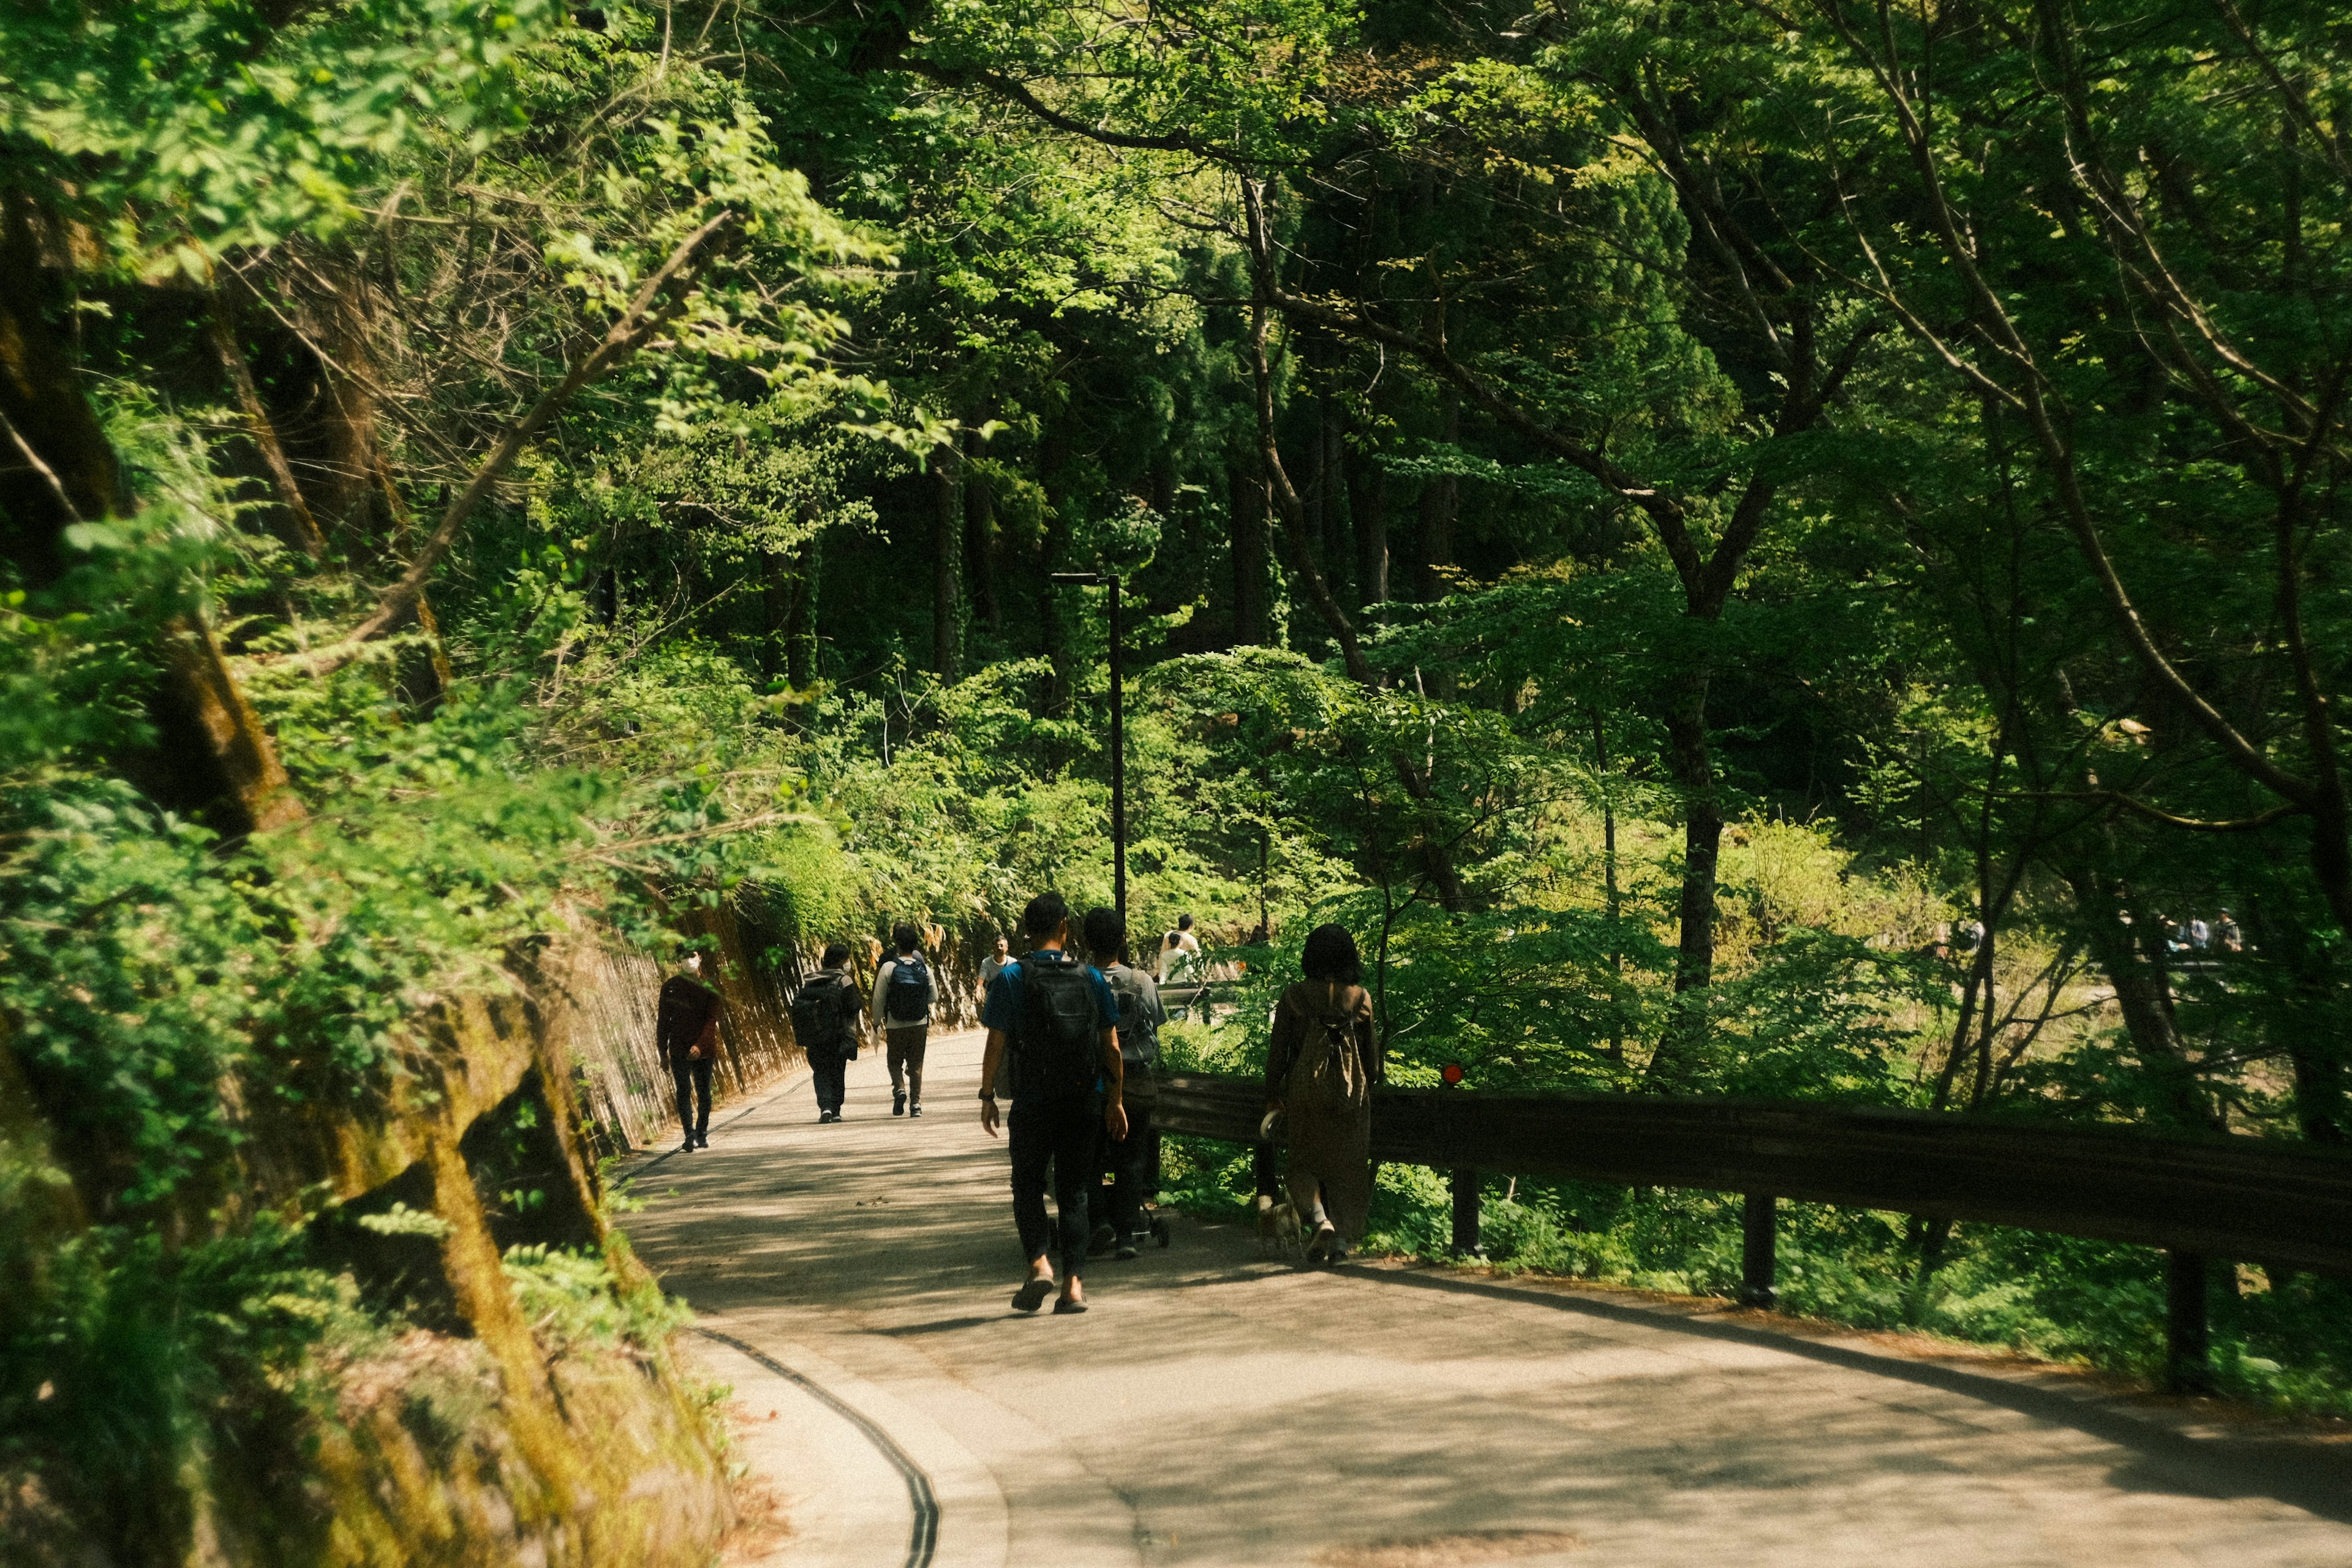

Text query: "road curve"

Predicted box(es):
[623, 1028, 2352, 1567]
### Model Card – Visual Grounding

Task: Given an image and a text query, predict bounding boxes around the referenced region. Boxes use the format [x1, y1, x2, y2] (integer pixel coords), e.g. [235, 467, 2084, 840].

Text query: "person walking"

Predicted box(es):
[792, 943, 864, 1123]
[875, 922, 938, 1117]
[1159, 913, 1202, 982]
[656, 951, 723, 1154]
[978, 933, 1012, 1006]
[1085, 905, 1166, 1260]
[1264, 923, 1382, 1263]
[978, 892, 1126, 1314]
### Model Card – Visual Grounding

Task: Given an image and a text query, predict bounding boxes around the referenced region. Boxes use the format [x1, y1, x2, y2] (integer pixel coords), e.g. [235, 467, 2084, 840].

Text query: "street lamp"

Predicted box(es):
[1048, 571, 1126, 921]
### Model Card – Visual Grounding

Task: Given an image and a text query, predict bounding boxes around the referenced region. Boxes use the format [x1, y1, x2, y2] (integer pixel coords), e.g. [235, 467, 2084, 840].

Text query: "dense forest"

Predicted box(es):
[6, 0, 2352, 1558]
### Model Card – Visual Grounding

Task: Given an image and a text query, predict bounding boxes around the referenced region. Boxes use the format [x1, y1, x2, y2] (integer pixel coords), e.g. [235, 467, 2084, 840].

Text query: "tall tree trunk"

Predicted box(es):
[2066, 860, 2224, 1134]
[784, 537, 818, 691]
[1229, 462, 1272, 646]
[206, 295, 328, 561]
[1346, 422, 1389, 612]
[930, 441, 961, 682]
[372, 456, 452, 705]
[1319, 398, 1351, 605]
[1039, 436, 1073, 721]
[1233, 224, 1466, 910]
[0, 200, 301, 835]
[2242, 887, 2350, 1144]
[763, 548, 795, 681]
[310, 277, 388, 539]
[964, 429, 999, 633]
[1647, 677, 1722, 1086]
[1415, 390, 1460, 603]
[1594, 711, 1625, 1064]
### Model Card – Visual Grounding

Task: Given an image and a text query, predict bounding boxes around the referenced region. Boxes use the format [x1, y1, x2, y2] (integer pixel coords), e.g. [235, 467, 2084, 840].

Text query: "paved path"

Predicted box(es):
[624, 1029, 2352, 1567]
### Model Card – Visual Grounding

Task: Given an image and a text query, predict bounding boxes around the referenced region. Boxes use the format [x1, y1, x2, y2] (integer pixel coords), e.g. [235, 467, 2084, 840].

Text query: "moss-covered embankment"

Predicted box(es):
[0, 928, 802, 1568]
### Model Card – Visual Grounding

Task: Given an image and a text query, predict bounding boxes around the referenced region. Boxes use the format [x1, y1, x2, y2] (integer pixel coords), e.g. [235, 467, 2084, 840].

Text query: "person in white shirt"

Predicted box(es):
[979, 934, 1011, 999]
[1159, 913, 1202, 982]
[873, 922, 938, 1118]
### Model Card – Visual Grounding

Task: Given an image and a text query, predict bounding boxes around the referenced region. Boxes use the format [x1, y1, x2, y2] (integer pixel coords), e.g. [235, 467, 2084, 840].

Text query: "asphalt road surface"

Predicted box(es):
[622, 1028, 2352, 1568]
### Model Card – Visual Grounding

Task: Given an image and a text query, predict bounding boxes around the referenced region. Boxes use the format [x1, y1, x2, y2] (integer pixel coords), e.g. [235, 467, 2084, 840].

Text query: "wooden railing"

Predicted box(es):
[1153, 1072, 2352, 1392]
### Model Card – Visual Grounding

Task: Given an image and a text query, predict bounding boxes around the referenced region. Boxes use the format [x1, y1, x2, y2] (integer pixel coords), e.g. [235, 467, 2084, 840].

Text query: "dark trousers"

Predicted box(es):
[885, 1024, 928, 1106]
[1011, 1093, 1099, 1279]
[1091, 1099, 1155, 1238]
[670, 1057, 713, 1137]
[810, 1050, 847, 1114]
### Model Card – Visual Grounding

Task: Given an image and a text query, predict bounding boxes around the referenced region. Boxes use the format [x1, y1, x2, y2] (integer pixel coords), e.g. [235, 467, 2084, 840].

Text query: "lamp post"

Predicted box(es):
[1048, 571, 1125, 921]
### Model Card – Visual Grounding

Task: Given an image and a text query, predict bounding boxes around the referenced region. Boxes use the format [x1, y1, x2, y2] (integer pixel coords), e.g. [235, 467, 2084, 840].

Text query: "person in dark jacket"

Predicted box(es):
[656, 951, 723, 1154]
[794, 943, 864, 1123]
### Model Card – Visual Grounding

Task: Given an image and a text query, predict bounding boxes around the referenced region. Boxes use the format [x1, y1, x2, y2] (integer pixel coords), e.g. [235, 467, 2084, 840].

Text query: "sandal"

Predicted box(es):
[1052, 1295, 1089, 1315]
[1011, 1277, 1055, 1313]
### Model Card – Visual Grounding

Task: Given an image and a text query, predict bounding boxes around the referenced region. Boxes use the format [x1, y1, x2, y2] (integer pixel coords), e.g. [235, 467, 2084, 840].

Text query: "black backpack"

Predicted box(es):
[883, 953, 930, 1025]
[791, 972, 856, 1057]
[1014, 956, 1102, 1098]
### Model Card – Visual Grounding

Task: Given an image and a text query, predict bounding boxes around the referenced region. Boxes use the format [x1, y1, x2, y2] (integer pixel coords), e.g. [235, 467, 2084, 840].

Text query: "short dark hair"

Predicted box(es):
[1302, 922, 1361, 985]
[821, 941, 851, 968]
[1022, 891, 1069, 940]
[1082, 906, 1126, 964]
[1177, 913, 1195, 931]
[892, 921, 919, 954]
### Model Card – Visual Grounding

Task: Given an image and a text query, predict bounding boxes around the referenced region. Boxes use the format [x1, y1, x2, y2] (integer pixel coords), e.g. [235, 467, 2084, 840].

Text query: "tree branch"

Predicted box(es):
[313, 211, 738, 673]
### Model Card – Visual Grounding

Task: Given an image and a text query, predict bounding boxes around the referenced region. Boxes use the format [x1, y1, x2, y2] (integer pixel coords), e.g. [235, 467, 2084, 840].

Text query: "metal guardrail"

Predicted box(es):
[1153, 1071, 2352, 1392]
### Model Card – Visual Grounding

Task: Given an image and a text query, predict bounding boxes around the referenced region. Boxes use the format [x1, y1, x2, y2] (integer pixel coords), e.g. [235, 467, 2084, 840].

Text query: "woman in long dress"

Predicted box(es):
[1264, 923, 1382, 1262]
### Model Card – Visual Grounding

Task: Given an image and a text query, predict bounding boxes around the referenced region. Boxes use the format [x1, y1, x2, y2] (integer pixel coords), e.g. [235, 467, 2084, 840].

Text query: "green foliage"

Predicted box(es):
[503, 1240, 690, 1355]
[1, 0, 559, 276]
[0, 1188, 370, 1561]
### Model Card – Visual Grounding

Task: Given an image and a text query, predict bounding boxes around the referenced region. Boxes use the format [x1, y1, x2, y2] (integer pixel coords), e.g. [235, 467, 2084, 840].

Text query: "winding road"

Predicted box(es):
[622, 1028, 2352, 1567]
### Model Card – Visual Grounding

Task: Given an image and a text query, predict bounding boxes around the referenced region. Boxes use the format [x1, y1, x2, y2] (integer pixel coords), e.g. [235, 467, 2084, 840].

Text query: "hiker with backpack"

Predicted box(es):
[791, 942, 864, 1123]
[1264, 923, 1382, 1263]
[1084, 906, 1166, 1260]
[978, 891, 1128, 1314]
[873, 922, 938, 1118]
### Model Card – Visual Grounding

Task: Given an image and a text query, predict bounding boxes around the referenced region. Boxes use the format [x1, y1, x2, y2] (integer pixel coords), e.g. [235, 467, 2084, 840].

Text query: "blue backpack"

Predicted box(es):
[884, 952, 931, 1024]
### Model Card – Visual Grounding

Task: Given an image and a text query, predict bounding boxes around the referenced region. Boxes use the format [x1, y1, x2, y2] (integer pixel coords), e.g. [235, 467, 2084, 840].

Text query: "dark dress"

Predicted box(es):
[1265, 981, 1381, 1243]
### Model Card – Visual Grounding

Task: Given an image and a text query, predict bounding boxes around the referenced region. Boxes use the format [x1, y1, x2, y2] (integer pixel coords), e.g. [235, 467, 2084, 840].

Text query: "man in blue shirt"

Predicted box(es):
[979, 891, 1126, 1314]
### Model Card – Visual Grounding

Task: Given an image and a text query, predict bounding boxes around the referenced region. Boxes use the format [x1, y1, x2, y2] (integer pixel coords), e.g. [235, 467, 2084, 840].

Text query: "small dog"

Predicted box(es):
[1257, 1194, 1305, 1258]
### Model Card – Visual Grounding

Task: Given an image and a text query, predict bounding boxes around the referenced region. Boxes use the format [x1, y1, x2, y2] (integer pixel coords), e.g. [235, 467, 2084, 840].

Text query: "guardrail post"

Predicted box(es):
[2165, 1251, 2214, 1395]
[1450, 1167, 1482, 1257]
[1738, 1193, 1777, 1310]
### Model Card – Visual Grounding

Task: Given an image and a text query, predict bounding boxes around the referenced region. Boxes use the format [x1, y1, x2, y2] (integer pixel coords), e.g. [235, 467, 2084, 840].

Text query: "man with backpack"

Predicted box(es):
[978, 891, 1127, 1314]
[655, 951, 723, 1154]
[791, 942, 864, 1123]
[873, 922, 938, 1117]
[1084, 906, 1166, 1261]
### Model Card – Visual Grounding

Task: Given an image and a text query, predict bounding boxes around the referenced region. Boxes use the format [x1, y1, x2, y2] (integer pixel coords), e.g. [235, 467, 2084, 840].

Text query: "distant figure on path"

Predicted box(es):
[979, 933, 1012, 1003]
[656, 951, 723, 1155]
[793, 943, 863, 1124]
[875, 922, 938, 1118]
[1265, 924, 1382, 1263]
[979, 892, 1126, 1315]
[1085, 906, 1166, 1260]
[1159, 913, 1202, 983]
[2218, 909, 2244, 953]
